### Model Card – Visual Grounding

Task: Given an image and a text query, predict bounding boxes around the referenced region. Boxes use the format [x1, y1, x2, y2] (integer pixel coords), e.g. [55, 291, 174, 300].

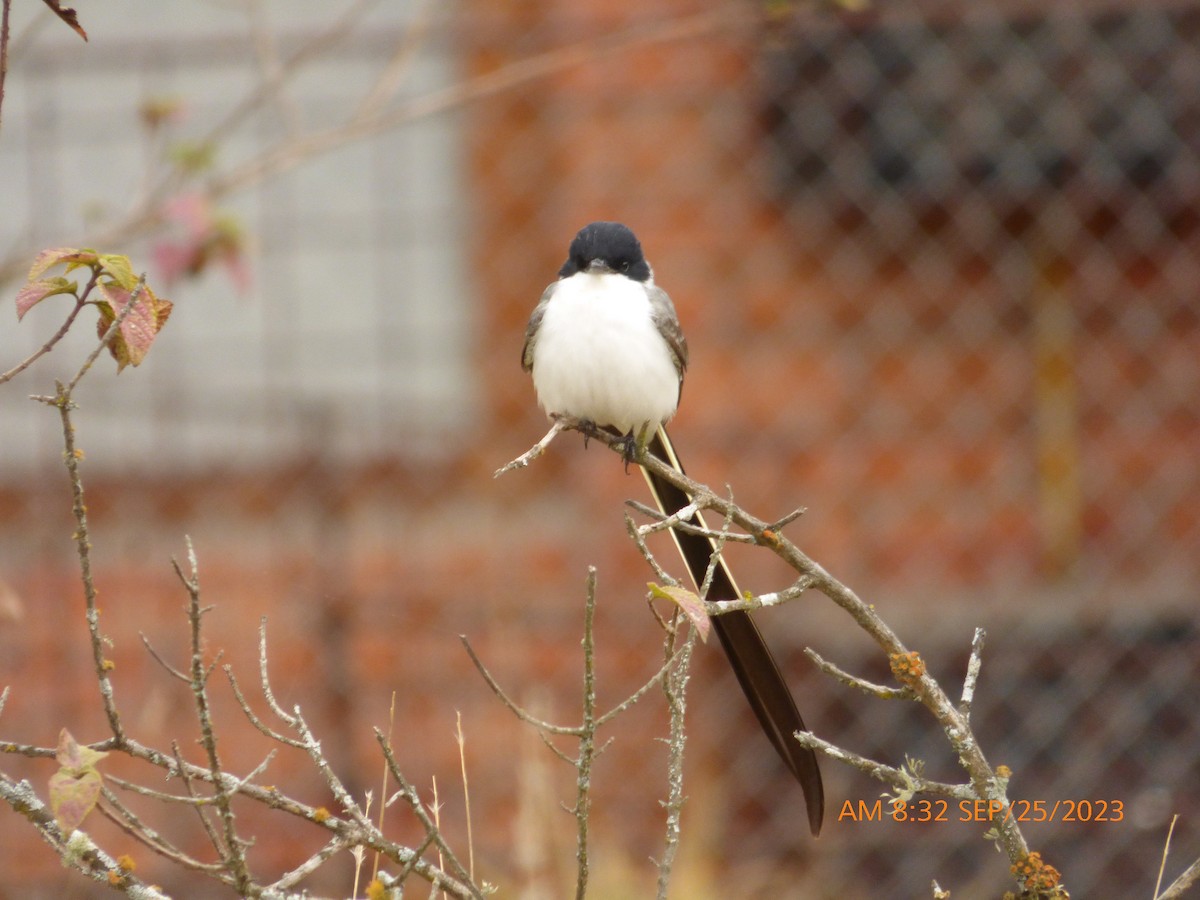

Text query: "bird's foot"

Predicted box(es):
[618, 431, 640, 473]
[579, 418, 600, 448]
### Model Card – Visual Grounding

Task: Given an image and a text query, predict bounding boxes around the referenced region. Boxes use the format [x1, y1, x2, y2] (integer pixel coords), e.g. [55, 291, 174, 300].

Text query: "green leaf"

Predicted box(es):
[648, 583, 711, 642]
[97, 254, 137, 291]
[16, 277, 77, 320]
[168, 140, 217, 173]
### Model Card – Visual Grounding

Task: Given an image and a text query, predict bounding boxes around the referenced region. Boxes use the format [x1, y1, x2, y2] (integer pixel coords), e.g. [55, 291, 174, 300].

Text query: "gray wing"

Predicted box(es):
[521, 282, 557, 372]
[648, 284, 688, 378]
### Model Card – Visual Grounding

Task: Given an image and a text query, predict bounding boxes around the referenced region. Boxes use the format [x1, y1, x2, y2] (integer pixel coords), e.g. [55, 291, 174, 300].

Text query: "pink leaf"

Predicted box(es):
[26, 248, 97, 283]
[16, 277, 76, 320]
[49, 729, 106, 833]
[648, 583, 711, 642]
[94, 281, 172, 371]
[55, 728, 107, 773]
[49, 768, 102, 834]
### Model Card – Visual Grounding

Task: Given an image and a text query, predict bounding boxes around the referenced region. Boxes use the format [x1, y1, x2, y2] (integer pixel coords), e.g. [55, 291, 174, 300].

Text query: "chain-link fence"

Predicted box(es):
[1, 2, 1197, 897]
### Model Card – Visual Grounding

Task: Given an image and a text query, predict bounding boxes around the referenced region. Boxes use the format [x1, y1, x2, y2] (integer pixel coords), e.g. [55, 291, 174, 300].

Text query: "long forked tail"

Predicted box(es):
[640, 426, 824, 835]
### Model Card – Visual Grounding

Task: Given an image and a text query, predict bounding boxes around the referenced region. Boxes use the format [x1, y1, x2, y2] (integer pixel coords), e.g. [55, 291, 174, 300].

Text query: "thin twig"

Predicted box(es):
[171, 741, 226, 861]
[958, 627, 986, 721]
[1155, 815, 1179, 900]
[430, 775, 445, 896]
[624, 512, 678, 585]
[372, 690, 398, 882]
[1158, 852, 1200, 900]
[805, 648, 916, 700]
[694, 488, 735, 602]
[0, 295, 87, 386]
[269, 834, 357, 892]
[454, 710, 475, 885]
[460, 635, 583, 736]
[375, 731, 484, 899]
[98, 787, 229, 876]
[790, 731, 971, 800]
[139, 632, 191, 683]
[625, 499, 758, 543]
[106, 773, 216, 806]
[222, 663, 306, 747]
[494, 419, 568, 477]
[704, 575, 816, 615]
[174, 536, 252, 891]
[655, 621, 697, 900]
[353, 0, 436, 119]
[255, 617, 299, 727]
[594, 652, 679, 727]
[0, 0, 11, 135]
[572, 568, 600, 900]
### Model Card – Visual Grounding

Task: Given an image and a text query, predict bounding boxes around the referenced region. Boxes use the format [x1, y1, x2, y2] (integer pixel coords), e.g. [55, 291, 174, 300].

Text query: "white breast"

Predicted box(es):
[531, 273, 681, 434]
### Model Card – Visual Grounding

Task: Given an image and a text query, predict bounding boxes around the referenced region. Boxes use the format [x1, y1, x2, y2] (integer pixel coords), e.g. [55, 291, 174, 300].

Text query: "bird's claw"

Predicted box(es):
[619, 432, 639, 473]
[579, 418, 600, 449]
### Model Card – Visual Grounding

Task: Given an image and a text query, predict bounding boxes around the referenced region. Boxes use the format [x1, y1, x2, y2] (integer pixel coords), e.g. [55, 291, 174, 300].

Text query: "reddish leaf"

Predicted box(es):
[16, 277, 76, 320]
[94, 282, 172, 371]
[55, 728, 107, 773]
[49, 768, 102, 834]
[26, 248, 97, 283]
[648, 583, 711, 642]
[49, 729, 107, 834]
[153, 193, 251, 291]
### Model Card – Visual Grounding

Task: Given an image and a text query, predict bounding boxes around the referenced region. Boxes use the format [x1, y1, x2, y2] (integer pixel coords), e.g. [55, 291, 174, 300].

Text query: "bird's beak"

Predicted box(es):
[585, 259, 614, 274]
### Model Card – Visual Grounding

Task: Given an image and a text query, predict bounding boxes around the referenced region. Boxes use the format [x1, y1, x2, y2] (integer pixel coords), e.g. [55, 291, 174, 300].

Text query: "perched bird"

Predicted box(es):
[521, 221, 824, 835]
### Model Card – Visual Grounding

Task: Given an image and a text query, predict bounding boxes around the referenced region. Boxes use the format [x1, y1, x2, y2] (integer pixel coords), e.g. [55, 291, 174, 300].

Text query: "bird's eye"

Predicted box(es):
[619, 261, 630, 272]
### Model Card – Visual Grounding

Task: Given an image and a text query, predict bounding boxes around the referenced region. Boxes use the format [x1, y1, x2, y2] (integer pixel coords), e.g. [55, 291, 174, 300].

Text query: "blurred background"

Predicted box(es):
[1, 1, 1197, 897]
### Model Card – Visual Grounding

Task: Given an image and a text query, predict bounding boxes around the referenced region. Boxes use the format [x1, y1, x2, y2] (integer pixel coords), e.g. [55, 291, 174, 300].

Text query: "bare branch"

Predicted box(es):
[1158, 854, 1200, 900]
[375, 732, 484, 899]
[139, 632, 191, 683]
[805, 648, 916, 700]
[704, 575, 817, 615]
[268, 834, 357, 893]
[255, 617, 299, 727]
[572, 567, 600, 899]
[460, 635, 583, 736]
[223, 663, 307, 748]
[655, 620, 697, 900]
[494, 419, 568, 477]
[790, 732, 971, 801]
[557, 416, 1036, 869]
[0, 295, 87, 386]
[0, 772, 171, 898]
[98, 787, 229, 877]
[958, 627, 986, 721]
[594, 647, 678, 728]
[0, 0, 12, 134]
[174, 536, 252, 891]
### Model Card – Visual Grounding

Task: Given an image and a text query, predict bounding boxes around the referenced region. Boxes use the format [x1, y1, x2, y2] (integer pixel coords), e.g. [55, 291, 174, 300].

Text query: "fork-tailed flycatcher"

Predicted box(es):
[521, 221, 824, 835]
